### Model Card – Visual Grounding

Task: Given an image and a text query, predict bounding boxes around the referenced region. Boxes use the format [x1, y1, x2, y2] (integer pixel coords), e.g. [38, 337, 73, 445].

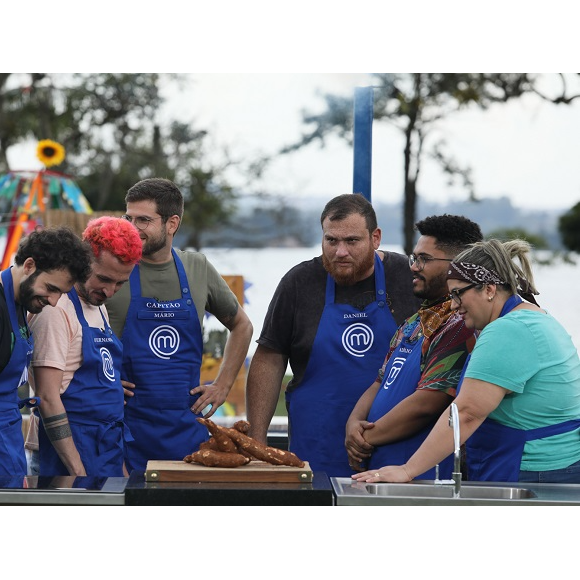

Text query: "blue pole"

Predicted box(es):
[352, 86, 373, 202]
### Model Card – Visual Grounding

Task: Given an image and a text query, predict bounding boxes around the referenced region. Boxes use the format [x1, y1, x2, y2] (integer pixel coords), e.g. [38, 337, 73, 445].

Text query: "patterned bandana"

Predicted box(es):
[418, 298, 455, 339]
[447, 261, 541, 307]
[446, 262, 506, 285]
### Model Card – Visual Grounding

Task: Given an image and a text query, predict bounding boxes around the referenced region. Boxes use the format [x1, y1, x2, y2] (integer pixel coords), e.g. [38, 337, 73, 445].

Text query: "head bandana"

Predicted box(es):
[447, 261, 540, 307]
[446, 262, 506, 285]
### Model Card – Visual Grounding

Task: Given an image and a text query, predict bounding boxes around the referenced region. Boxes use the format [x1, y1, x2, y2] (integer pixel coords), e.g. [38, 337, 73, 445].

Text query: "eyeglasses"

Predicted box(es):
[448, 282, 480, 306]
[408, 253, 452, 271]
[121, 214, 165, 230]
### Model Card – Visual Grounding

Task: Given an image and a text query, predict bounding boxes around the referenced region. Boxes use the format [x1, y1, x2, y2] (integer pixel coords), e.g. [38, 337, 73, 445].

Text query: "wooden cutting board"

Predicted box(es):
[145, 460, 313, 483]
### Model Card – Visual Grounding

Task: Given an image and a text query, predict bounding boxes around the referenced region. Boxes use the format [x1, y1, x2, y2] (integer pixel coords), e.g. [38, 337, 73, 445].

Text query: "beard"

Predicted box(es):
[413, 270, 449, 301]
[322, 246, 375, 286]
[142, 228, 168, 257]
[76, 281, 105, 307]
[19, 272, 48, 314]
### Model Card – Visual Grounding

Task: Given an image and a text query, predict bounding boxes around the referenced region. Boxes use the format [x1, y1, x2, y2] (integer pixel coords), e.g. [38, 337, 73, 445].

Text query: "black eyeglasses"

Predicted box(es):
[121, 214, 165, 230]
[408, 253, 452, 271]
[448, 282, 480, 306]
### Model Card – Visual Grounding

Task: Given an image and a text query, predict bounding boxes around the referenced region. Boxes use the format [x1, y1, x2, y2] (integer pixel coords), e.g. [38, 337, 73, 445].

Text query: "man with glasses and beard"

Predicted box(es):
[246, 194, 421, 477]
[106, 178, 253, 473]
[0, 227, 92, 476]
[345, 214, 482, 481]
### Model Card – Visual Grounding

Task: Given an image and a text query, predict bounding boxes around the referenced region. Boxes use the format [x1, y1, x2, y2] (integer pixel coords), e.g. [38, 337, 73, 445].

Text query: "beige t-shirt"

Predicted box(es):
[25, 293, 110, 450]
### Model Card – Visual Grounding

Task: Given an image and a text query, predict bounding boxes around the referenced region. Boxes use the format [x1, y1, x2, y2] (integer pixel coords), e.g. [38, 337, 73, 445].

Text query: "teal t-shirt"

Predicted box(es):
[465, 309, 580, 471]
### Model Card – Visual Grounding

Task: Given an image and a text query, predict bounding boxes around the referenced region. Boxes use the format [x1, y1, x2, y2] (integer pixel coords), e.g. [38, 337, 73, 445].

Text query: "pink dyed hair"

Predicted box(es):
[83, 216, 142, 265]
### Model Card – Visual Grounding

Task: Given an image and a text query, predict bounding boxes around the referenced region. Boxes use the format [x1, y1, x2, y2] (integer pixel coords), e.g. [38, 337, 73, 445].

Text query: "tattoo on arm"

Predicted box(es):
[44, 413, 73, 442]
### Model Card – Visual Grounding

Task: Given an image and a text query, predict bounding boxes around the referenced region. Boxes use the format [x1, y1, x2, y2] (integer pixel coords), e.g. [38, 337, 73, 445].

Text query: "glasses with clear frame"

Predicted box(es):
[408, 253, 452, 271]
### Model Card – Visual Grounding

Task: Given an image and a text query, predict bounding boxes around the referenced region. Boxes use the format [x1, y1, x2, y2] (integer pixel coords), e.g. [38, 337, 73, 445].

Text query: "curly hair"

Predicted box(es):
[83, 216, 142, 265]
[415, 214, 483, 256]
[14, 226, 92, 283]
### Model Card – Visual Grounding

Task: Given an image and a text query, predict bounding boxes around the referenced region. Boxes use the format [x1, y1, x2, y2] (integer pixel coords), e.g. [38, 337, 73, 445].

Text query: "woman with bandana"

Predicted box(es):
[353, 239, 580, 484]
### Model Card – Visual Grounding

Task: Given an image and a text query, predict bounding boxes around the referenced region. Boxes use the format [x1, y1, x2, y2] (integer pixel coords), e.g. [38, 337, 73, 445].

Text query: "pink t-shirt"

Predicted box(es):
[25, 293, 111, 450]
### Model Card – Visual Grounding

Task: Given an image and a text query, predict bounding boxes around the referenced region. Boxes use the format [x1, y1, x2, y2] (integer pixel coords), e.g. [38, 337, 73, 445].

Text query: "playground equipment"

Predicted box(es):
[0, 140, 93, 268]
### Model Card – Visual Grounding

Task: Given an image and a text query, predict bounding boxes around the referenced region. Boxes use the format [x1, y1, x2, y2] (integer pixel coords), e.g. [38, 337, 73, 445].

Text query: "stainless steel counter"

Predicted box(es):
[0, 476, 127, 506]
[331, 478, 580, 506]
[6, 474, 580, 506]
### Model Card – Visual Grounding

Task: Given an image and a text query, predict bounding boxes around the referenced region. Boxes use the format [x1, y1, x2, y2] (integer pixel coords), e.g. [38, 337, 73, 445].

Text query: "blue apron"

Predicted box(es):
[367, 318, 455, 479]
[0, 268, 33, 476]
[286, 253, 397, 477]
[38, 288, 126, 476]
[459, 295, 580, 482]
[121, 249, 206, 472]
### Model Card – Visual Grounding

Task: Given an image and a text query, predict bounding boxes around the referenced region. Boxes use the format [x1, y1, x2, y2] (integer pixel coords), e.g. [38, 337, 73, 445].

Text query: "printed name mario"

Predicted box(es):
[343, 313, 368, 319]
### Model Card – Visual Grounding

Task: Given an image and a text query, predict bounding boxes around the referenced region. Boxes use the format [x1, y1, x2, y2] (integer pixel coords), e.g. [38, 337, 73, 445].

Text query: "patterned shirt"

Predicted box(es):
[378, 299, 477, 397]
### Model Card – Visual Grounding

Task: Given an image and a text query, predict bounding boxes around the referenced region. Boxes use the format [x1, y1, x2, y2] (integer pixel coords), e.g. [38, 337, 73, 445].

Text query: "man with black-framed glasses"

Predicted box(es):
[346, 214, 482, 480]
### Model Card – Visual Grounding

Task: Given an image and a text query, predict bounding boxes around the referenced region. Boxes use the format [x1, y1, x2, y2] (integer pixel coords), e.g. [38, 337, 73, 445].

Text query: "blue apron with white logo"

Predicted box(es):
[286, 253, 397, 477]
[0, 268, 32, 476]
[121, 249, 206, 472]
[366, 320, 454, 479]
[460, 295, 580, 482]
[38, 288, 126, 476]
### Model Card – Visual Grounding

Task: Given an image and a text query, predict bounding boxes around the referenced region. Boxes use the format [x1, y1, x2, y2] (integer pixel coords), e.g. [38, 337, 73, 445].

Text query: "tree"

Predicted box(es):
[487, 227, 549, 249]
[282, 73, 580, 254]
[0, 74, 263, 246]
[181, 165, 236, 250]
[559, 202, 580, 253]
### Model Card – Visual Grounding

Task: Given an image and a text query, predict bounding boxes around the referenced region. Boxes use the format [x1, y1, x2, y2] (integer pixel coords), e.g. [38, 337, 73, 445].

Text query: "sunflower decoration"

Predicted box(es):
[36, 139, 66, 168]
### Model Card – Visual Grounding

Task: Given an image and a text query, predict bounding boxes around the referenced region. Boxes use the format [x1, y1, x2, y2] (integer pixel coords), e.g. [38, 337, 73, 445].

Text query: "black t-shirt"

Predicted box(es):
[257, 250, 422, 391]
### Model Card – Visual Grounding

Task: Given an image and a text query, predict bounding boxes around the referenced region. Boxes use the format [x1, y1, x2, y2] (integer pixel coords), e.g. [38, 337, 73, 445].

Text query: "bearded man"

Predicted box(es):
[246, 194, 421, 477]
[0, 227, 92, 476]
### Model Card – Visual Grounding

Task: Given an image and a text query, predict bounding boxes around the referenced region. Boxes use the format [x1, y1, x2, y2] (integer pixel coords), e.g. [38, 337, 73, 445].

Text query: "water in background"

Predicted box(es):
[202, 246, 580, 355]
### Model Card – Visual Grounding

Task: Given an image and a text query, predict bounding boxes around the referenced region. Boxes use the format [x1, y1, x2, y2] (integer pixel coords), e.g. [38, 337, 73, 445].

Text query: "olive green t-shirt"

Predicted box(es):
[106, 248, 239, 339]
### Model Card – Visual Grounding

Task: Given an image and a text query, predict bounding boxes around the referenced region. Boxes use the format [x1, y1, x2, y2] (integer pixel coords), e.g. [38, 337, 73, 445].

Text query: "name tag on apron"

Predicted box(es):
[138, 310, 190, 320]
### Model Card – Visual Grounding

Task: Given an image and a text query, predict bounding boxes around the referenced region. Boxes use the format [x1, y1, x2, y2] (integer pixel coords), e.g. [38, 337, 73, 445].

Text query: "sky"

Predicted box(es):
[7, 73, 580, 212]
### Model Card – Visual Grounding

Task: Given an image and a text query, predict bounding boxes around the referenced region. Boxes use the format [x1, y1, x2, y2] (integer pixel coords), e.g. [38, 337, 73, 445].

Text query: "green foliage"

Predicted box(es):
[559, 202, 580, 253]
[282, 73, 580, 255]
[182, 165, 237, 250]
[0, 73, 261, 247]
[486, 227, 549, 250]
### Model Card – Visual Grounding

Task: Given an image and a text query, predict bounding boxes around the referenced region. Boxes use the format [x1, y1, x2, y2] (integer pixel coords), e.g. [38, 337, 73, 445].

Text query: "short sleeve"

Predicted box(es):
[464, 317, 539, 393]
[29, 301, 75, 371]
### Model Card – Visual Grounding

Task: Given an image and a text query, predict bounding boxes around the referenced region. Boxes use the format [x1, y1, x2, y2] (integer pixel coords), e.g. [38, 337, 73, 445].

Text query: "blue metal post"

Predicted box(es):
[352, 86, 374, 202]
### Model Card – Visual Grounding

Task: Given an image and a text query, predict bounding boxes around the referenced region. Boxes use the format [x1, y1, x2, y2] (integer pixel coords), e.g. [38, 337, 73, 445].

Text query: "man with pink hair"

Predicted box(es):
[27, 216, 142, 477]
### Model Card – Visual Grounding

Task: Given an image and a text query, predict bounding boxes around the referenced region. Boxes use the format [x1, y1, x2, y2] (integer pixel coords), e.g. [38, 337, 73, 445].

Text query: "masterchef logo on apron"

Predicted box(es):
[384, 356, 406, 387]
[148, 325, 181, 360]
[100, 347, 116, 381]
[341, 322, 374, 357]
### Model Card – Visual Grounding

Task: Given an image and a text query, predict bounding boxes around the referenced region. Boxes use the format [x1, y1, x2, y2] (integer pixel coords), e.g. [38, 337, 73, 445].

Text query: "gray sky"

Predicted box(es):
[8, 73, 580, 212]
[165, 73, 580, 211]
